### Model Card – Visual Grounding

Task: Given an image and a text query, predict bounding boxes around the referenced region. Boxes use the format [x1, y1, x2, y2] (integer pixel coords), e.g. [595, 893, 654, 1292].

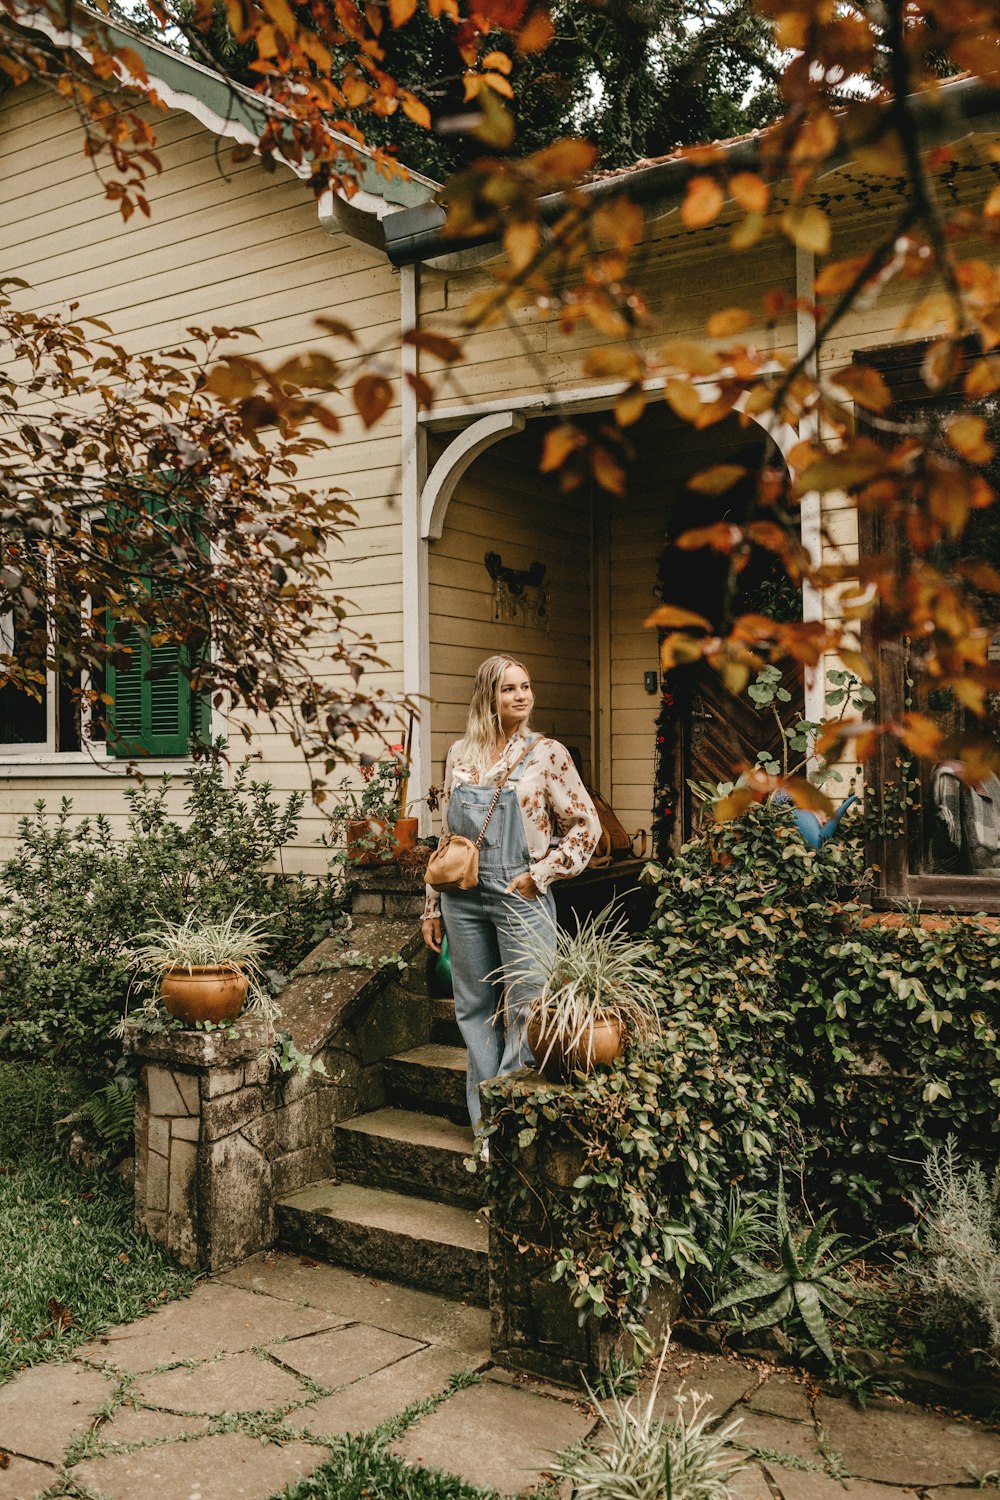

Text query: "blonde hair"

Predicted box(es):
[460, 655, 532, 774]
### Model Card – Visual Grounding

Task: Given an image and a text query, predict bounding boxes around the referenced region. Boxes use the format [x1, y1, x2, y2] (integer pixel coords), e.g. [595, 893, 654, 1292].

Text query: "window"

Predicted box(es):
[862, 341, 1000, 910]
[0, 490, 208, 766]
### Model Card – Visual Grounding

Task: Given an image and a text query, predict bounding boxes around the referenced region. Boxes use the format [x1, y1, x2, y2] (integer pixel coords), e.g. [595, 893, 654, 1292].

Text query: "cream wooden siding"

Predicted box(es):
[0, 85, 406, 871]
[426, 423, 592, 801]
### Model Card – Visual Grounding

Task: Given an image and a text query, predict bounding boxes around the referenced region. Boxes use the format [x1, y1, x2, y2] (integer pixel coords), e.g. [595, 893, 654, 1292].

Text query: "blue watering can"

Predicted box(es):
[771, 791, 859, 849]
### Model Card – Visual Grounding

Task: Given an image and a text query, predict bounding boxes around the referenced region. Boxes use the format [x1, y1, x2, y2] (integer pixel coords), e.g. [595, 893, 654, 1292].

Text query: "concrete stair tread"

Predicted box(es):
[279, 1179, 487, 1254]
[338, 1106, 474, 1156]
[389, 1043, 466, 1072]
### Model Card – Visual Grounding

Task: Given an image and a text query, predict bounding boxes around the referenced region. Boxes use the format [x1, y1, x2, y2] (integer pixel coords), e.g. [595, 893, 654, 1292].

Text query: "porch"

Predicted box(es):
[418, 399, 805, 849]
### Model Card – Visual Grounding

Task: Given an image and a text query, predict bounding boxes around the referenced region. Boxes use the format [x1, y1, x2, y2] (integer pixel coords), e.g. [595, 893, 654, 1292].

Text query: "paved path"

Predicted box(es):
[0, 1252, 996, 1498]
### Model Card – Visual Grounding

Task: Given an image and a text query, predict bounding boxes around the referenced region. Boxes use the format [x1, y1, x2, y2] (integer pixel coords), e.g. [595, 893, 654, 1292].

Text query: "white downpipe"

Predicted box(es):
[400, 264, 430, 832]
[796, 244, 825, 729]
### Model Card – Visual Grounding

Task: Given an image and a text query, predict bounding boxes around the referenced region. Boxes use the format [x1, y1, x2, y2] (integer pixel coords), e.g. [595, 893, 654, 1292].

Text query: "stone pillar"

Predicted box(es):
[485, 1071, 677, 1386]
[349, 863, 428, 919]
[129, 1019, 296, 1272]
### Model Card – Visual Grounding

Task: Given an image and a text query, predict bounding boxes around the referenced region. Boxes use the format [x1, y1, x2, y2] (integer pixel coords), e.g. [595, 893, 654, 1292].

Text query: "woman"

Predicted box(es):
[422, 656, 601, 1131]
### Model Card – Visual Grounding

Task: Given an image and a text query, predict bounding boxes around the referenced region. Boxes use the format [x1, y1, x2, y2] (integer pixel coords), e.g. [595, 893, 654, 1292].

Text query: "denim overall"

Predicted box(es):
[440, 736, 557, 1129]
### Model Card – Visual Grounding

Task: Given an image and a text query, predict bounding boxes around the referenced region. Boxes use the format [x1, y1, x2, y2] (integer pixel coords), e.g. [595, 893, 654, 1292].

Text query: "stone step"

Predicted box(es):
[334, 1106, 480, 1208]
[430, 996, 463, 1048]
[385, 1043, 469, 1124]
[276, 1179, 488, 1306]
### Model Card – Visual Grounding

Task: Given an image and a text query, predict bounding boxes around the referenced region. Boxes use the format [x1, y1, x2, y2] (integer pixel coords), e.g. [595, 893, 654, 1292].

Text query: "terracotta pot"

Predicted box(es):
[160, 965, 248, 1025]
[526, 1009, 624, 1082]
[346, 816, 418, 866]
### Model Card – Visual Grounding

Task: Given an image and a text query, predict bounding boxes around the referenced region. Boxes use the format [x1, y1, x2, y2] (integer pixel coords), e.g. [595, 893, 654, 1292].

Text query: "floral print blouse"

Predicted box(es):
[423, 733, 601, 919]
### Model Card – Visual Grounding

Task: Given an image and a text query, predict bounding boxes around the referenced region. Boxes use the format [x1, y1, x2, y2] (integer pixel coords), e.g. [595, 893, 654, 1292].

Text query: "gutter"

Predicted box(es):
[384, 75, 1000, 268]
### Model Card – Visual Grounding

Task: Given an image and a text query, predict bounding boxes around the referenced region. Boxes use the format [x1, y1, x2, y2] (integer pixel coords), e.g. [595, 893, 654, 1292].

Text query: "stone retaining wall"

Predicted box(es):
[128, 868, 429, 1271]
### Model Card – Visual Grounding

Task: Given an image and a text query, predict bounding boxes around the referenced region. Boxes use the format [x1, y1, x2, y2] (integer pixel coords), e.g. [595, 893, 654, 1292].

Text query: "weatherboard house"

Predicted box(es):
[3, 19, 1000, 1374]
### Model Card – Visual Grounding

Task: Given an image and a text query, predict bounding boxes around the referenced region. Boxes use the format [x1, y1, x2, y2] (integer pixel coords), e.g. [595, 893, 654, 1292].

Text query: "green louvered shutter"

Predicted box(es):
[105, 484, 206, 759]
[106, 629, 196, 758]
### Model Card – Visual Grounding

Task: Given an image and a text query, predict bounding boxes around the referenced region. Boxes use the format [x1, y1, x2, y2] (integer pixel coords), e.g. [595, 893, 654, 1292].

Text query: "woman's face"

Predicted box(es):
[497, 663, 533, 736]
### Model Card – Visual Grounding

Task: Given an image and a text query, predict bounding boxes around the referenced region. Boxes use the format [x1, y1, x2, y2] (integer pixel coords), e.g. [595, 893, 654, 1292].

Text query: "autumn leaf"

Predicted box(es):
[781, 204, 830, 256]
[260, 0, 296, 32]
[687, 464, 747, 495]
[515, 7, 555, 53]
[831, 363, 892, 413]
[615, 386, 646, 426]
[527, 137, 597, 180]
[400, 92, 432, 129]
[682, 175, 724, 229]
[472, 87, 516, 149]
[402, 329, 464, 363]
[947, 413, 994, 463]
[714, 786, 756, 823]
[707, 307, 752, 338]
[590, 445, 626, 495]
[582, 347, 643, 380]
[815, 256, 868, 297]
[729, 172, 770, 214]
[674, 521, 742, 552]
[664, 378, 704, 423]
[353, 374, 393, 428]
[504, 219, 541, 273]
[540, 423, 585, 472]
[660, 339, 722, 376]
[894, 712, 944, 760]
[388, 0, 417, 24]
[481, 49, 513, 73]
[643, 604, 712, 630]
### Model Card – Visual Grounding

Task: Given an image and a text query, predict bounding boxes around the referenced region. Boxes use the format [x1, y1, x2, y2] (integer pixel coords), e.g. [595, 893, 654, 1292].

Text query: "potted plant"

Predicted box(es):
[128, 910, 274, 1025]
[336, 747, 419, 866]
[506, 903, 661, 1081]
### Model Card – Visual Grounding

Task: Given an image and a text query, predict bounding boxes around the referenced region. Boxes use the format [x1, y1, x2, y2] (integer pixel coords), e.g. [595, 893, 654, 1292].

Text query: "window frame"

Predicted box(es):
[860, 339, 1000, 911]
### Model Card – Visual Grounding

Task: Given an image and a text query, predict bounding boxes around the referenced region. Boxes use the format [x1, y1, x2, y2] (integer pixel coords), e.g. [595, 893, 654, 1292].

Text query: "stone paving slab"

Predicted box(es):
[71, 1431, 325, 1500]
[271, 1322, 422, 1388]
[770, 1471, 918, 1499]
[74, 1281, 341, 1373]
[133, 1350, 307, 1417]
[221, 1253, 491, 1357]
[392, 1377, 593, 1496]
[732, 1409, 825, 1466]
[96, 1404, 211, 1447]
[815, 1393, 1000, 1486]
[645, 1349, 764, 1421]
[745, 1373, 813, 1423]
[728, 1464, 775, 1500]
[300, 1345, 488, 1439]
[0, 1362, 114, 1465]
[0, 1453, 54, 1500]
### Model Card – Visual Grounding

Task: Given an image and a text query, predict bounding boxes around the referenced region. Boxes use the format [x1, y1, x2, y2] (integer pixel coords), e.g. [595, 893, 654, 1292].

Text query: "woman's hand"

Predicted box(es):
[505, 872, 540, 901]
[422, 916, 443, 953]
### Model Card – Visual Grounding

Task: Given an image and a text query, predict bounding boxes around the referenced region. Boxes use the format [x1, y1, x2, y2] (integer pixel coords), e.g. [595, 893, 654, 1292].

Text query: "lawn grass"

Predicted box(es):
[0, 1061, 194, 1386]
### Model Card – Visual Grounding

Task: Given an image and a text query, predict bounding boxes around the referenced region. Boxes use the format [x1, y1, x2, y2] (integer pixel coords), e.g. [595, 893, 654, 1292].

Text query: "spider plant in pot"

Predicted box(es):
[505, 902, 661, 1081]
[128, 910, 274, 1026]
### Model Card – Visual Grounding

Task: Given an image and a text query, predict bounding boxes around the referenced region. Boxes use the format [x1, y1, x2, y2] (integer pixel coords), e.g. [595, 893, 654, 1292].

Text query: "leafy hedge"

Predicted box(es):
[482, 802, 1000, 1336]
[0, 759, 344, 1070]
[649, 803, 1000, 1219]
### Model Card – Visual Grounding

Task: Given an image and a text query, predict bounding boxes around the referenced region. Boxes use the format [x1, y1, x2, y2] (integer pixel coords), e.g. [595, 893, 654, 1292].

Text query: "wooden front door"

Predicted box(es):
[678, 660, 805, 841]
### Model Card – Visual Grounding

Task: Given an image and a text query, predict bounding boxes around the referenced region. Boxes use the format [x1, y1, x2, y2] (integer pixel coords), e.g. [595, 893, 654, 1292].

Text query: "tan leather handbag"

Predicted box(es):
[426, 739, 537, 893]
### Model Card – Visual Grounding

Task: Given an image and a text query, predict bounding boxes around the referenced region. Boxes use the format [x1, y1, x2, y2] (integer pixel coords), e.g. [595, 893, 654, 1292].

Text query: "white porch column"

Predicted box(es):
[795, 243, 825, 729]
[400, 264, 430, 830]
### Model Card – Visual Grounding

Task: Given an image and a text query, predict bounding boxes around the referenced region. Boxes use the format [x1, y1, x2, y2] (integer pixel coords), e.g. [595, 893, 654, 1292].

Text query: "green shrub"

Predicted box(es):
[645, 801, 1000, 1219]
[0, 757, 344, 1070]
[483, 800, 1000, 1346]
[910, 1138, 1000, 1367]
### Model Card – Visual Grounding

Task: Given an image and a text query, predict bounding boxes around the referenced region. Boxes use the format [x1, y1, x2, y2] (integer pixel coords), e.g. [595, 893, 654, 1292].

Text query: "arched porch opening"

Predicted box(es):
[424, 401, 797, 847]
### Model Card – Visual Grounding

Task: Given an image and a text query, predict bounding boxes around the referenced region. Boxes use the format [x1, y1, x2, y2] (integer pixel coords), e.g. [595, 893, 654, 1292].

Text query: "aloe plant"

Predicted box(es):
[710, 1174, 877, 1363]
